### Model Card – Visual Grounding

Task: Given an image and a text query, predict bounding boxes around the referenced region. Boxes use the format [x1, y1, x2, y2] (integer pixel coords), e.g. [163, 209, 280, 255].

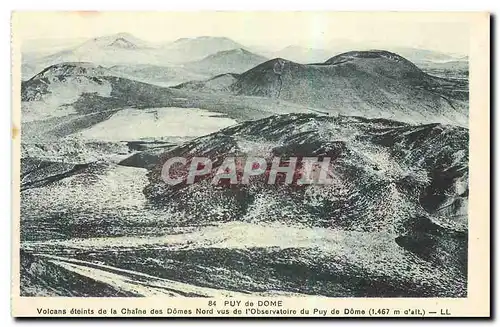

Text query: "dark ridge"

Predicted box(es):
[172, 73, 240, 92]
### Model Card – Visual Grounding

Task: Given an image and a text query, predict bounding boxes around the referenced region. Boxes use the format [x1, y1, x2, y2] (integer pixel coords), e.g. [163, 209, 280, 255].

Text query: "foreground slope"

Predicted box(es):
[141, 114, 467, 297]
[270, 45, 333, 64]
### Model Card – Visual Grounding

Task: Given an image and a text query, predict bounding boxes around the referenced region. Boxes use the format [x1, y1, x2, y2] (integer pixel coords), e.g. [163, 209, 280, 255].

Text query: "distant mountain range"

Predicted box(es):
[20, 112, 469, 297]
[22, 33, 165, 79]
[22, 33, 469, 81]
[177, 50, 469, 125]
[22, 34, 263, 81]
[182, 48, 268, 75]
[107, 64, 210, 87]
[145, 113, 468, 229]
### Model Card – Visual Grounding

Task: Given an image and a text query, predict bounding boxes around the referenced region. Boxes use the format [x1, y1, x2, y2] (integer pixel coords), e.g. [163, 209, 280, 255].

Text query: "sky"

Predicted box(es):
[13, 11, 473, 55]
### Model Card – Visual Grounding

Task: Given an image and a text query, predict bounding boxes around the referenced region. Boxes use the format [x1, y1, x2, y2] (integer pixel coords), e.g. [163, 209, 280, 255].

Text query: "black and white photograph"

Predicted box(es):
[10, 11, 491, 318]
